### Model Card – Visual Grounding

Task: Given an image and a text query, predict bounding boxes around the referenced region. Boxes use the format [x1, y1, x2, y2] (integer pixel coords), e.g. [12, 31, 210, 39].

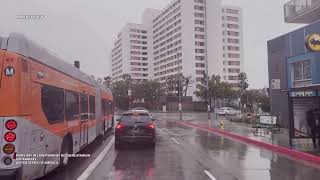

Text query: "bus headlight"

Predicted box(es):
[3, 157, 13, 166]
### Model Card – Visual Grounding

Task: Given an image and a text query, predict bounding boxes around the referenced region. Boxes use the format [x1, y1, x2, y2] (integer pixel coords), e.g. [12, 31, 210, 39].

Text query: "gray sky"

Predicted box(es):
[0, 0, 302, 88]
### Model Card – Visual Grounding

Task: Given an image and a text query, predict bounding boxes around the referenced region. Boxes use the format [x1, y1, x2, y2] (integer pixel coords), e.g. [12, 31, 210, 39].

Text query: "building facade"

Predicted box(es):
[221, 5, 243, 86]
[268, 0, 320, 141]
[111, 23, 149, 82]
[111, 0, 243, 99]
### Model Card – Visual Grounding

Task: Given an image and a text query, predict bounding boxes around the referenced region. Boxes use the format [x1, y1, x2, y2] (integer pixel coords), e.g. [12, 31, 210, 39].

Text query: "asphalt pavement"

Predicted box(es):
[40, 113, 320, 180]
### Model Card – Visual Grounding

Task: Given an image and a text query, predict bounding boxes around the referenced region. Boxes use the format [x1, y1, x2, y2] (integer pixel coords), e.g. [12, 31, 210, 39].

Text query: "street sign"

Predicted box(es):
[128, 89, 131, 96]
[271, 79, 280, 89]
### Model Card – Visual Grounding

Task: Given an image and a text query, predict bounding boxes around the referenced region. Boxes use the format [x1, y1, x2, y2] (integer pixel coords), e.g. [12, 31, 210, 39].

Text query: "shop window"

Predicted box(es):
[41, 85, 65, 123]
[292, 60, 311, 81]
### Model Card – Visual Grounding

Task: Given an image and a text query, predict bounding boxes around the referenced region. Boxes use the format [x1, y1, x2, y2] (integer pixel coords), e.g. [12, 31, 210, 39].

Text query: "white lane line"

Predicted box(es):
[157, 128, 170, 135]
[170, 138, 180, 145]
[77, 137, 115, 180]
[204, 170, 217, 180]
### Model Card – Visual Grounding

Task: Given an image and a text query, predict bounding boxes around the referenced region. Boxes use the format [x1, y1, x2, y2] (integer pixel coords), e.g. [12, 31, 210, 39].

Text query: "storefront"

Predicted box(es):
[268, 22, 320, 146]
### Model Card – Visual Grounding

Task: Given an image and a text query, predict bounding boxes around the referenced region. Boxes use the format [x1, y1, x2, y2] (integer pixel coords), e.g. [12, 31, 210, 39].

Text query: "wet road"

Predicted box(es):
[42, 113, 320, 180]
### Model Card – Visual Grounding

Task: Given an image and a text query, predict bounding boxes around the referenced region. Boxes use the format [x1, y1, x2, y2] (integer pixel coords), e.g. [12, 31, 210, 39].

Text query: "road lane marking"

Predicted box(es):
[204, 170, 217, 180]
[158, 128, 186, 136]
[77, 137, 115, 180]
[157, 128, 170, 135]
[170, 138, 180, 144]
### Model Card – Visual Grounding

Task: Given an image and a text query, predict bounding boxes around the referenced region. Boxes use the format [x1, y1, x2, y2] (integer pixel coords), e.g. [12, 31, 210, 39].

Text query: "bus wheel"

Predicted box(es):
[59, 139, 71, 168]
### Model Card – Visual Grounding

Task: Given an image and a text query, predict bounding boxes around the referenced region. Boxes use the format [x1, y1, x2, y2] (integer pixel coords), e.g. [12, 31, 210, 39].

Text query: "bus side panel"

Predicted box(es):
[0, 49, 4, 86]
[0, 52, 22, 116]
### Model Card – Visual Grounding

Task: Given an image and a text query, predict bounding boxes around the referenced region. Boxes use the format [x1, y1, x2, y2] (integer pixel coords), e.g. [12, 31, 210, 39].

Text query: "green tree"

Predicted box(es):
[238, 72, 249, 109]
[132, 80, 165, 109]
[111, 80, 129, 110]
[220, 82, 239, 107]
[195, 74, 222, 111]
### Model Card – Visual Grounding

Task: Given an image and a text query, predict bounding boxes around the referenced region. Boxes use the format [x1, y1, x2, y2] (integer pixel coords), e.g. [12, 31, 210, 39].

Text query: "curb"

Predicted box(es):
[177, 121, 320, 165]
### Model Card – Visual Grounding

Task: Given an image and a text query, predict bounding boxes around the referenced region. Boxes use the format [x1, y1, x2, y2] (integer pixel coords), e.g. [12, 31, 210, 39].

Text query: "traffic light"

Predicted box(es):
[129, 96, 134, 103]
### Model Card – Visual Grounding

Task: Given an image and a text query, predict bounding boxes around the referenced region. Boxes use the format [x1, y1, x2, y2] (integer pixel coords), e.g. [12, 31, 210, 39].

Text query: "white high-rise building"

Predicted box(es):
[221, 5, 243, 86]
[110, 0, 243, 99]
[111, 23, 149, 82]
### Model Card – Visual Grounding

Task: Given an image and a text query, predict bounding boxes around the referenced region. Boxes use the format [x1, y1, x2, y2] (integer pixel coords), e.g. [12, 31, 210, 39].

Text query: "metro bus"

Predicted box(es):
[0, 33, 114, 180]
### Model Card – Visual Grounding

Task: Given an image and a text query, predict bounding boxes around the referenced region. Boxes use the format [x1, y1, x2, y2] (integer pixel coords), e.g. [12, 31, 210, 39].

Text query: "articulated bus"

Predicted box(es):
[0, 33, 114, 180]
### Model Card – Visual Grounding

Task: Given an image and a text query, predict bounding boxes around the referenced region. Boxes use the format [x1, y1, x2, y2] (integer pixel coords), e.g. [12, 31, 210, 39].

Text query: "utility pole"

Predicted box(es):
[204, 0, 211, 119]
[177, 53, 182, 120]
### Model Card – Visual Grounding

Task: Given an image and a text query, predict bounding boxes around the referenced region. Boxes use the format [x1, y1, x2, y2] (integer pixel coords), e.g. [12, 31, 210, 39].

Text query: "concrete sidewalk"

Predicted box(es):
[185, 115, 320, 156]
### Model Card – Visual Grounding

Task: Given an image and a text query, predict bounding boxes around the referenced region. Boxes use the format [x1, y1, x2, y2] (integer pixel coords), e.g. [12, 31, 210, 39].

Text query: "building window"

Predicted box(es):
[226, 16, 239, 22]
[228, 68, 240, 73]
[228, 53, 240, 58]
[292, 60, 311, 81]
[196, 56, 205, 60]
[227, 31, 239, 36]
[194, 13, 204, 18]
[195, 49, 205, 53]
[228, 61, 240, 65]
[227, 38, 240, 44]
[228, 76, 238, 80]
[195, 27, 205, 32]
[196, 63, 205, 67]
[227, 46, 240, 51]
[65, 91, 79, 121]
[195, 20, 205, 25]
[227, 24, 239, 29]
[195, 41, 205, 46]
[41, 85, 65, 123]
[195, 34, 205, 39]
[226, 9, 239, 14]
[194, 5, 205, 11]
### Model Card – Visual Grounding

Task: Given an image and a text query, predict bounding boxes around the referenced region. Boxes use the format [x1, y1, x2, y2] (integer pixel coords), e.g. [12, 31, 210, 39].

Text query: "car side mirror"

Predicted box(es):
[151, 118, 156, 121]
[116, 118, 121, 122]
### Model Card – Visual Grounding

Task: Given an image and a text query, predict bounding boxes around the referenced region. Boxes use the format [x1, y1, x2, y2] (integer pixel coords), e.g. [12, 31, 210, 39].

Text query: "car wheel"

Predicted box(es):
[59, 139, 71, 168]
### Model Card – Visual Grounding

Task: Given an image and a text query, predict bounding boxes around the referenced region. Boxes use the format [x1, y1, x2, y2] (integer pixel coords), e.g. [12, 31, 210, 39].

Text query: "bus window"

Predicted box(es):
[65, 91, 79, 121]
[89, 95, 95, 120]
[80, 94, 88, 118]
[101, 99, 106, 116]
[41, 85, 65, 124]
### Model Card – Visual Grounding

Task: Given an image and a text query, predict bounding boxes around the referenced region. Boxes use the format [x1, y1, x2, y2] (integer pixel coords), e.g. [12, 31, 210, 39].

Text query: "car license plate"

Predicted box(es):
[132, 129, 139, 134]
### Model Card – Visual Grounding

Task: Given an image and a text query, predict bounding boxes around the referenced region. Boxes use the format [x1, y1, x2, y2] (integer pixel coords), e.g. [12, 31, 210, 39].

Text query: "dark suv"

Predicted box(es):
[115, 110, 156, 149]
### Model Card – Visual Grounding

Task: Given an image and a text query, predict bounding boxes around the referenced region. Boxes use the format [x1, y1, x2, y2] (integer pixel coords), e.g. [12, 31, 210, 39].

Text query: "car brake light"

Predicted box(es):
[4, 132, 16, 142]
[146, 123, 155, 129]
[5, 120, 17, 130]
[116, 123, 125, 130]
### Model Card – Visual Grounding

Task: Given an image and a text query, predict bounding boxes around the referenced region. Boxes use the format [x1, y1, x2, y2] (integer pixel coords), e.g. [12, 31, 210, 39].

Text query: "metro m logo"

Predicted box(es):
[4, 66, 15, 76]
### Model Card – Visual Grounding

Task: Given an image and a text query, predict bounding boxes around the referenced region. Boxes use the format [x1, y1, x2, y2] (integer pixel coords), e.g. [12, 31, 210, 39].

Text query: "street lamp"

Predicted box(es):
[177, 53, 182, 120]
[204, 0, 210, 120]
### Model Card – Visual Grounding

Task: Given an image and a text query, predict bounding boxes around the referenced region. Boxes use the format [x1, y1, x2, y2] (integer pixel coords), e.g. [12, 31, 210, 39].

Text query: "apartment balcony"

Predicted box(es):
[284, 0, 320, 23]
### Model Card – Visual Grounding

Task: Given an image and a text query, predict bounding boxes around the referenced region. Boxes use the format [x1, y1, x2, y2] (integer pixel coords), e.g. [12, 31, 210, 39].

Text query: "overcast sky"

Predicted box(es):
[0, 0, 303, 88]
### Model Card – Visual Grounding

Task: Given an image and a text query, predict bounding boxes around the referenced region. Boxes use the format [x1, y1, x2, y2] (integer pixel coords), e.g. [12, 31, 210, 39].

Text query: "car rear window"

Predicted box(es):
[121, 114, 151, 124]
